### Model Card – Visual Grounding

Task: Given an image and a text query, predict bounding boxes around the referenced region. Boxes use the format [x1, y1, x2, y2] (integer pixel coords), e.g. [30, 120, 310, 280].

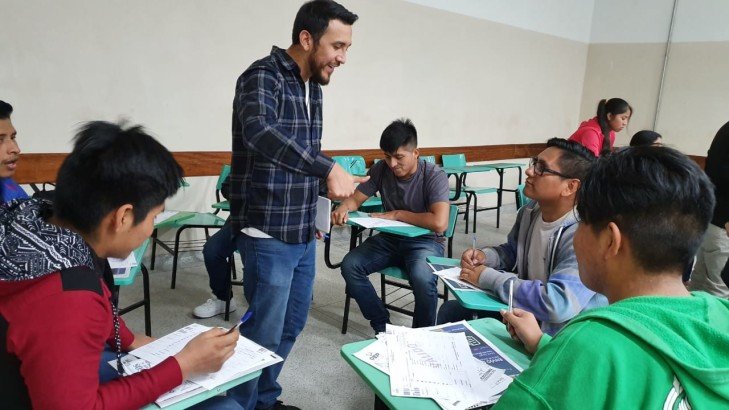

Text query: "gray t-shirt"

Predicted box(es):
[357, 159, 450, 215]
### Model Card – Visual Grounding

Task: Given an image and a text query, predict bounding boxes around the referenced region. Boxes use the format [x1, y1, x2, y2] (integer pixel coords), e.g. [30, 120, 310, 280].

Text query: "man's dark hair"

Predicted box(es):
[54, 121, 183, 234]
[577, 146, 714, 274]
[546, 137, 596, 181]
[0, 100, 13, 120]
[380, 118, 417, 154]
[291, 0, 358, 45]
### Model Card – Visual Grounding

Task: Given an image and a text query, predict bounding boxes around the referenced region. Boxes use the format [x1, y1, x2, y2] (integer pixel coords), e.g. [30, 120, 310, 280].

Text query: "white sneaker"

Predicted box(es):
[192, 297, 237, 318]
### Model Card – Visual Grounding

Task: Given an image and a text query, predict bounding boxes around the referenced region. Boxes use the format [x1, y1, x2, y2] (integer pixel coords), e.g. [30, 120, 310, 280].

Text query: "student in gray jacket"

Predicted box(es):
[438, 138, 608, 335]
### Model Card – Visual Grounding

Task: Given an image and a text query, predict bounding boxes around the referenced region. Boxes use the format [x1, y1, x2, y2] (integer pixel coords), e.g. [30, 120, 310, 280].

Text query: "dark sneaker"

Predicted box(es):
[270, 401, 301, 410]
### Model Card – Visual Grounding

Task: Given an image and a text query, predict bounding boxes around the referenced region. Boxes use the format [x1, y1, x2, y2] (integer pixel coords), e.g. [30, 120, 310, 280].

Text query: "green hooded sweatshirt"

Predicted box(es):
[494, 292, 729, 409]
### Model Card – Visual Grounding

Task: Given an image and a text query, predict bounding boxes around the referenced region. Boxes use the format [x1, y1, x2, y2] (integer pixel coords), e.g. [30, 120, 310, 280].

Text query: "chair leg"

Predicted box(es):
[171, 227, 186, 289]
[342, 292, 351, 334]
[380, 274, 387, 305]
[231, 253, 237, 280]
[472, 193, 478, 233]
[150, 229, 158, 270]
[225, 258, 234, 322]
[443, 283, 449, 302]
[464, 194, 471, 234]
[141, 265, 152, 337]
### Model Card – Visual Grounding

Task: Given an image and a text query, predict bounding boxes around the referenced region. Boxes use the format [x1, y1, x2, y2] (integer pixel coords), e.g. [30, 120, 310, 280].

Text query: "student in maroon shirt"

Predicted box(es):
[0, 121, 241, 409]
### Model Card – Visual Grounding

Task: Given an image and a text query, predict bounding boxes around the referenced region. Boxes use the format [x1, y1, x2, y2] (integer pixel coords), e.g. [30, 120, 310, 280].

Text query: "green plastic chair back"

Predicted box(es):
[421, 155, 436, 164]
[332, 156, 367, 175]
[444, 205, 459, 239]
[216, 164, 231, 191]
[516, 183, 528, 209]
[441, 153, 467, 167]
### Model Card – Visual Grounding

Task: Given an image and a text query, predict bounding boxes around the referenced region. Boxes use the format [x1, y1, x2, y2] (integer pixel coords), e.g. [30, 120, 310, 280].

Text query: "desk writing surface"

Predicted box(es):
[441, 165, 496, 174]
[340, 318, 531, 410]
[346, 211, 431, 238]
[427, 256, 508, 311]
[486, 162, 524, 170]
[114, 239, 150, 287]
[140, 369, 261, 410]
[154, 211, 196, 229]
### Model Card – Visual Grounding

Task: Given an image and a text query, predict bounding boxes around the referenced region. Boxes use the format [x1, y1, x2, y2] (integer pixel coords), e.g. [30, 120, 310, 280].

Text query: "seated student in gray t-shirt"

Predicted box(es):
[332, 118, 450, 334]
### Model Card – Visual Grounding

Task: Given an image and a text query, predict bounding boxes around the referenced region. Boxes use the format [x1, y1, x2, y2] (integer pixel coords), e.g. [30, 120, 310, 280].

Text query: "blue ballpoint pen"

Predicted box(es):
[226, 310, 254, 334]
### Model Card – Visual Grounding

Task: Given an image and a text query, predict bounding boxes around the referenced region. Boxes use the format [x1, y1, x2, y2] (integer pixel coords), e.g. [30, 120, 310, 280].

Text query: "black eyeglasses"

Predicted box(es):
[529, 157, 572, 179]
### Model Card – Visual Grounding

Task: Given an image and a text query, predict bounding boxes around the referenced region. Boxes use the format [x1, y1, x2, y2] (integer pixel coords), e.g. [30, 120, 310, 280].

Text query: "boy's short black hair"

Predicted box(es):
[577, 146, 714, 274]
[0, 100, 13, 120]
[546, 137, 596, 181]
[379, 118, 417, 154]
[291, 0, 358, 45]
[54, 121, 183, 234]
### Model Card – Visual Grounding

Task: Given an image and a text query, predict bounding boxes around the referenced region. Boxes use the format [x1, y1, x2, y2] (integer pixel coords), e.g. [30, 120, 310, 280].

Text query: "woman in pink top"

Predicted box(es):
[569, 98, 632, 157]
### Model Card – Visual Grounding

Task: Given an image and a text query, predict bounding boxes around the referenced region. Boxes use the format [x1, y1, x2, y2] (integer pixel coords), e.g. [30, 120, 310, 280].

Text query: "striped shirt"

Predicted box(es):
[230, 46, 334, 244]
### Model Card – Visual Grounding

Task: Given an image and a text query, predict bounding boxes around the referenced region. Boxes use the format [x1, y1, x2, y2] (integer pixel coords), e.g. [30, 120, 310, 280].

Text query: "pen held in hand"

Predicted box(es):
[508, 280, 514, 313]
[226, 310, 254, 335]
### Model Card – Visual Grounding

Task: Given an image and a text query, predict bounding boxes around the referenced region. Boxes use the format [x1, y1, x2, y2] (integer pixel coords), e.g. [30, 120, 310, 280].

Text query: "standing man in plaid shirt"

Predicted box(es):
[228, 1, 363, 409]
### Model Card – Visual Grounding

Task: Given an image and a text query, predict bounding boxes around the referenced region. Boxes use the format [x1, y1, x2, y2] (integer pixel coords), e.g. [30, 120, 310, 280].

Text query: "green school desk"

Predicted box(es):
[340, 318, 531, 410]
[114, 239, 152, 336]
[141, 370, 262, 410]
[426, 256, 507, 311]
[346, 211, 431, 238]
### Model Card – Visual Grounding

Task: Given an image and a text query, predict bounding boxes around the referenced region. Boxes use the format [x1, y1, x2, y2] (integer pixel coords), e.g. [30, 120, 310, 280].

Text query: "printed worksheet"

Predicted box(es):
[428, 265, 482, 292]
[387, 327, 479, 401]
[347, 217, 415, 229]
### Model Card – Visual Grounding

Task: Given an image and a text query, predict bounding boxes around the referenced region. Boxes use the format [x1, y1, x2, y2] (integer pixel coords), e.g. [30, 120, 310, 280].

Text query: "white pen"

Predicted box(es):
[471, 234, 478, 265]
[508, 280, 514, 313]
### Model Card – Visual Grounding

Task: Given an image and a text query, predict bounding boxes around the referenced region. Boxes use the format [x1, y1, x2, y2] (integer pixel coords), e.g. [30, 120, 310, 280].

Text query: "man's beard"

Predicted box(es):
[308, 47, 330, 86]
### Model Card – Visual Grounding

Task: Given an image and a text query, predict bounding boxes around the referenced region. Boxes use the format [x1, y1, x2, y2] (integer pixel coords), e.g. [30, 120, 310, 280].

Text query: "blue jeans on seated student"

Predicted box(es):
[99, 348, 243, 409]
[203, 222, 238, 301]
[436, 300, 501, 325]
[228, 234, 316, 409]
[340, 233, 444, 333]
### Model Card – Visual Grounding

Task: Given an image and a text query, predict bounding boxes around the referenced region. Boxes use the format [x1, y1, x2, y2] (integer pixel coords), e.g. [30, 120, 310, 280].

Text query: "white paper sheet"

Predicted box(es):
[154, 210, 180, 225]
[316, 196, 331, 233]
[348, 217, 415, 229]
[129, 323, 283, 401]
[428, 265, 482, 292]
[387, 327, 479, 401]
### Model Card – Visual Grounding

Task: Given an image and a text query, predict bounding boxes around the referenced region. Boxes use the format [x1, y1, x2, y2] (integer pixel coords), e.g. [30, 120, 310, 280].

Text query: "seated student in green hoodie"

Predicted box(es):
[495, 146, 729, 409]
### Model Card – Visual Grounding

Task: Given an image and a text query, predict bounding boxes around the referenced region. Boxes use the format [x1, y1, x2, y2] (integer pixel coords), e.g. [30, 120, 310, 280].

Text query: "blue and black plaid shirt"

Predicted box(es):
[230, 46, 334, 244]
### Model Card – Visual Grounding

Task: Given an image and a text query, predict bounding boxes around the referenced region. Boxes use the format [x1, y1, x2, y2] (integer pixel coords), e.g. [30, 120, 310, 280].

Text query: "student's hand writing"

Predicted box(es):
[327, 163, 369, 200]
[501, 308, 543, 354]
[461, 248, 485, 269]
[331, 204, 349, 226]
[459, 265, 484, 286]
[174, 327, 239, 379]
[370, 211, 399, 220]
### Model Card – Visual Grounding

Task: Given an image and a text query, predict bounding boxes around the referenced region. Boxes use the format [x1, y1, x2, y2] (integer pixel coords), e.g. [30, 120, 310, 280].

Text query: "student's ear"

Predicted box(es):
[299, 30, 314, 52]
[562, 179, 581, 197]
[603, 221, 622, 259]
[607, 112, 614, 122]
[111, 204, 135, 233]
[412, 148, 420, 159]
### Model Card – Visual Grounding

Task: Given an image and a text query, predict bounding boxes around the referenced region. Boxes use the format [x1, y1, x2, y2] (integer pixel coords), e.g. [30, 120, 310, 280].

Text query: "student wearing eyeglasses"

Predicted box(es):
[437, 138, 608, 335]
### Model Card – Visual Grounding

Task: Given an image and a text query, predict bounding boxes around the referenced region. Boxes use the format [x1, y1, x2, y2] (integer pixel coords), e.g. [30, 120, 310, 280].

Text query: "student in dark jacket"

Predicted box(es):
[690, 121, 729, 298]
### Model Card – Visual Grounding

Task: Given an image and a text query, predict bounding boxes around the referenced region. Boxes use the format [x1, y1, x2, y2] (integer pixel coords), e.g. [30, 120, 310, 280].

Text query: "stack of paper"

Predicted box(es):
[428, 264, 482, 292]
[353, 321, 522, 409]
[121, 323, 282, 408]
[108, 252, 138, 279]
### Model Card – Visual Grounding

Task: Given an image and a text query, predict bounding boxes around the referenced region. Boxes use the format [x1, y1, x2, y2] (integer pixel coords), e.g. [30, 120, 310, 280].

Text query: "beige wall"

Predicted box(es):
[2, 0, 589, 154]
[580, 41, 729, 155]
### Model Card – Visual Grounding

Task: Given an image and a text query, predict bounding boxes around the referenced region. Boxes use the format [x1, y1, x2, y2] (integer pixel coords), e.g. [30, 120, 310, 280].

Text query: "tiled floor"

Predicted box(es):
[119, 205, 518, 409]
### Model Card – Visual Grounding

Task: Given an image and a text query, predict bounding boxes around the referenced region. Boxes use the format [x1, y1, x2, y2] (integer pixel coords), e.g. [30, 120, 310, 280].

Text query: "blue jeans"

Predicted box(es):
[228, 234, 316, 409]
[203, 222, 238, 301]
[436, 300, 501, 324]
[340, 233, 444, 333]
